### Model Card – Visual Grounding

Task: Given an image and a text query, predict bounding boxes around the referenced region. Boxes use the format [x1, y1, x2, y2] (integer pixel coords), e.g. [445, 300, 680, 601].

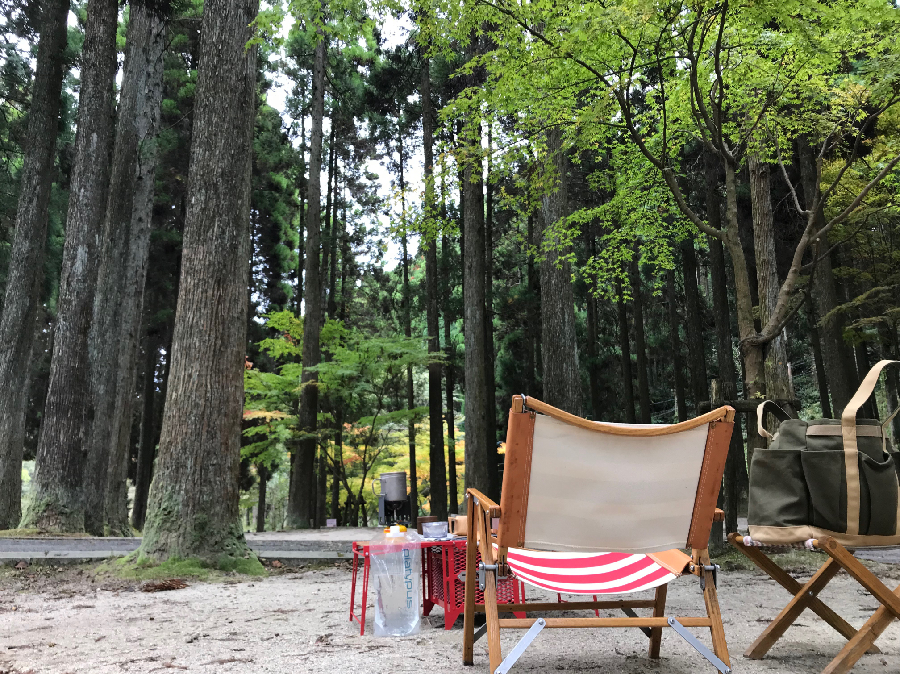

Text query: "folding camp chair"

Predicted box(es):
[730, 533, 900, 673]
[463, 395, 736, 674]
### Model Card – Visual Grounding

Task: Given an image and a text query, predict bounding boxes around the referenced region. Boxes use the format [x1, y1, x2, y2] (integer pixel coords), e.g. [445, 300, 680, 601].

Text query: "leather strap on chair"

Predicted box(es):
[497, 396, 536, 549]
[686, 419, 734, 549]
[841, 360, 900, 536]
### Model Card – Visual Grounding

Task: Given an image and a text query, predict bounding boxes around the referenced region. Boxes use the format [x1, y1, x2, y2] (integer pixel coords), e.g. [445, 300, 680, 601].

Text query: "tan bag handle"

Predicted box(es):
[756, 400, 791, 440]
[841, 359, 900, 536]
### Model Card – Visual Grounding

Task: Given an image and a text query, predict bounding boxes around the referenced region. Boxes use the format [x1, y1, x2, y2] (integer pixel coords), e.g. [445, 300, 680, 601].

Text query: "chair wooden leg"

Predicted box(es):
[728, 532, 880, 654]
[484, 569, 502, 673]
[817, 537, 900, 620]
[815, 538, 900, 674]
[699, 551, 731, 669]
[648, 584, 667, 659]
[744, 556, 843, 659]
[475, 499, 503, 673]
[823, 582, 900, 674]
[462, 496, 477, 666]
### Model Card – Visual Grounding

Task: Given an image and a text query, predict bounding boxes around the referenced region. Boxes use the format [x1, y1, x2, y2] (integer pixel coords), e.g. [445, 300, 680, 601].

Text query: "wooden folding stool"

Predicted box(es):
[731, 533, 900, 673]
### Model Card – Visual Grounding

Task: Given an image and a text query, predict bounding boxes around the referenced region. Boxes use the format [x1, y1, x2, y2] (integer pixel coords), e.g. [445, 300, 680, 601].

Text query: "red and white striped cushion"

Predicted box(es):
[503, 547, 677, 595]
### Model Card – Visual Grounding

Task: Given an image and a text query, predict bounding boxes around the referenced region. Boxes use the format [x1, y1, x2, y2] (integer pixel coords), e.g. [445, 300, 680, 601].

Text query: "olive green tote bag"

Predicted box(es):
[748, 360, 900, 547]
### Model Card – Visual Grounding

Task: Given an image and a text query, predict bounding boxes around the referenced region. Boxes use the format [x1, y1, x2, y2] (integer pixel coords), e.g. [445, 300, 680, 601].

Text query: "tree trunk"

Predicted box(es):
[748, 153, 794, 420]
[721, 160, 766, 466]
[539, 128, 581, 416]
[327, 167, 339, 318]
[710, 237, 747, 532]
[21, 0, 119, 532]
[585, 226, 602, 420]
[681, 241, 707, 412]
[287, 30, 326, 530]
[854, 342, 880, 419]
[295, 90, 307, 314]
[797, 137, 856, 414]
[84, 4, 165, 535]
[316, 445, 326, 527]
[320, 126, 334, 308]
[585, 291, 603, 421]
[462, 85, 490, 500]
[616, 282, 636, 423]
[256, 464, 268, 533]
[886, 329, 900, 443]
[708, 151, 747, 531]
[332, 410, 342, 524]
[442, 233, 458, 513]
[484, 123, 498, 497]
[131, 332, 158, 531]
[525, 213, 539, 396]
[0, 0, 69, 530]
[631, 257, 652, 423]
[422, 57, 447, 519]
[135, 0, 259, 562]
[807, 297, 833, 419]
[666, 270, 688, 422]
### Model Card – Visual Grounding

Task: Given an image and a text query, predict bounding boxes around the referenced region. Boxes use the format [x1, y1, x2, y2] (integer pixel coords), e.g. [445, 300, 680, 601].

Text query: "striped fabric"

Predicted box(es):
[502, 546, 677, 595]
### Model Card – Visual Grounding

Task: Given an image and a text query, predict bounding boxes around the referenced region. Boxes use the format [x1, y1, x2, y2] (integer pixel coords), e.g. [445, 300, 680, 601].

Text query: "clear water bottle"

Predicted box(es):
[370, 524, 422, 637]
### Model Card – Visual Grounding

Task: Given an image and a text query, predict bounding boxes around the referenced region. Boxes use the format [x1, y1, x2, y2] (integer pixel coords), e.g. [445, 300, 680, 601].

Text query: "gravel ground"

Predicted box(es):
[2, 558, 900, 674]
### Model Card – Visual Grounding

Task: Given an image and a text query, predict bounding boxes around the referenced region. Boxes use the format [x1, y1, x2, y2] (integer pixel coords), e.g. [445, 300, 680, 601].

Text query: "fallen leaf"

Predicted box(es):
[14, 561, 28, 570]
[271, 560, 283, 568]
[141, 580, 188, 593]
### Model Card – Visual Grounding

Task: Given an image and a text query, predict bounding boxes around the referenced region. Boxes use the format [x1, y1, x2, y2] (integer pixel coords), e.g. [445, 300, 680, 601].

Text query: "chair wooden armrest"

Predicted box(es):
[467, 488, 501, 517]
[713, 508, 725, 522]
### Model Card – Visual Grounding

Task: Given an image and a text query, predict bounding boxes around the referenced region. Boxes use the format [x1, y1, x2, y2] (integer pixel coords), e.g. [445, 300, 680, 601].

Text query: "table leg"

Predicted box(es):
[360, 549, 369, 636]
[350, 545, 359, 624]
[423, 546, 434, 617]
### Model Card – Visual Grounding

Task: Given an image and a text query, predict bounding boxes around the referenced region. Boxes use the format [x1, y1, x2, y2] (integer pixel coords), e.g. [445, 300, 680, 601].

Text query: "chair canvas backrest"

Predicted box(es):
[498, 396, 735, 553]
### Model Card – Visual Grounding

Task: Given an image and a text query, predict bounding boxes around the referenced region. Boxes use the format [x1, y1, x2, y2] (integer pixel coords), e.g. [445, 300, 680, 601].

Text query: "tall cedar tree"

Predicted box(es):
[0, 0, 69, 529]
[462, 35, 491, 500]
[422, 54, 447, 519]
[540, 128, 582, 416]
[136, 0, 259, 562]
[85, 3, 166, 535]
[287, 27, 326, 529]
[22, 0, 118, 531]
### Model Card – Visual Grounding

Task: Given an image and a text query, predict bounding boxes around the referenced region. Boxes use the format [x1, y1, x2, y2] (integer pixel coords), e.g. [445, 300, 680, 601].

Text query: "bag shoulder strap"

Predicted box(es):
[841, 359, 900, 536]
[756, 400, 791, 440]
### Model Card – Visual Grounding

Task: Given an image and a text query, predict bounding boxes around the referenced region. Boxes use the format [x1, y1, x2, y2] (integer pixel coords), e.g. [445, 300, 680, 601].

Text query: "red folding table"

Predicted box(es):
[350, 538, 526, 635]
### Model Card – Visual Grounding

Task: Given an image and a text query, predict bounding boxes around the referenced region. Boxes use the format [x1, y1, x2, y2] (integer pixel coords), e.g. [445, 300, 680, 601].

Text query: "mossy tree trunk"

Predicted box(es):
[84, 3, 165, 535]
[0, 0, 69, 530]
[136, 0, 259, 563]
[21, 0, 119, 532]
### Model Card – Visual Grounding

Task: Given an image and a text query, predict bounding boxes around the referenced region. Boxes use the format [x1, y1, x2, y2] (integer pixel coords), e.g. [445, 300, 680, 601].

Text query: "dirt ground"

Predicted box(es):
[2, 555, 900, 674]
